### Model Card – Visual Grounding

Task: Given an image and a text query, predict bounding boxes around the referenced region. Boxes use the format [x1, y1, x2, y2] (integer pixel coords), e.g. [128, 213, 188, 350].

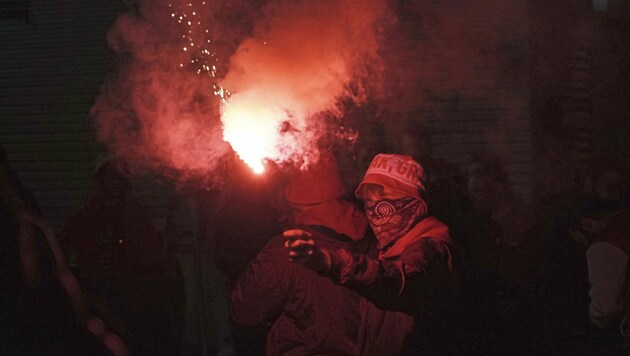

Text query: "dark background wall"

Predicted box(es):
[1, 0, 125, 230]
[530, 0, 630, 206]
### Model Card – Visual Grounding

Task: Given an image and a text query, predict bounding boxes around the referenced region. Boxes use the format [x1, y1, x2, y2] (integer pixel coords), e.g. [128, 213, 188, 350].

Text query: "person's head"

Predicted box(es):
[93, 154, 129, 200]
[567, 154, 627, 244]
[355, 153, 426, 201]
[282, 152, 369, 240]
[467, 152, 509, 213]
[581, 153, 627, 214]
[355, 153, 428, 250]
[283, 152, 346, 216]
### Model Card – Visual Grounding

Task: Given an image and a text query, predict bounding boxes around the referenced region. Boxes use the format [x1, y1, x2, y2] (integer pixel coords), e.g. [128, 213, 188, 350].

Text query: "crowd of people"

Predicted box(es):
[2, 140, 629, 355]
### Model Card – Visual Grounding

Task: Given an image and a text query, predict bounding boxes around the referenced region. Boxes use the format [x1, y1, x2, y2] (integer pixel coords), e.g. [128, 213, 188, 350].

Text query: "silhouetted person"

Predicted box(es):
[60, 154, 166, 355]
[584, 155, 629, 353]
[536, 153, 628, 354]
[465, 152, 540, 354]
[424, 161, 497, 354]
[1, 144, 122, 355]
[230, 152, 375, 355]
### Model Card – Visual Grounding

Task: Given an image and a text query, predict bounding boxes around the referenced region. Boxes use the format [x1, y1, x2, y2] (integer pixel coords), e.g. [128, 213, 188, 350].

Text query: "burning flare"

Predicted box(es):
[220, 94, 285, 174]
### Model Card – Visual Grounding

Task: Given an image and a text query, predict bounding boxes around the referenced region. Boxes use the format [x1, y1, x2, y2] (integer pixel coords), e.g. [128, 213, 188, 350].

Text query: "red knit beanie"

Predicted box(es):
[284, 153, 346, 205]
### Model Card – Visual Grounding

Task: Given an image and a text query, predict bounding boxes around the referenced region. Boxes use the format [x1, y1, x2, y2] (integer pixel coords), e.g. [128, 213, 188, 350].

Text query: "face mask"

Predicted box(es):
[365, 196, 427, 250]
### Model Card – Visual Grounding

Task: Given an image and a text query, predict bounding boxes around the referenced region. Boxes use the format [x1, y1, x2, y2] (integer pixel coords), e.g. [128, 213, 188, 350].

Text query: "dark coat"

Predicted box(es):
[230, 223, 375, 356]
[325, 216, 456, 355]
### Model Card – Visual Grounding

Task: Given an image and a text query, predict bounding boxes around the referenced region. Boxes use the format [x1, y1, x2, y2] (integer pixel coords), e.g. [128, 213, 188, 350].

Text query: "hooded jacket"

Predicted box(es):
[323, 215, 455, 355]
[230, 199, 375, 355]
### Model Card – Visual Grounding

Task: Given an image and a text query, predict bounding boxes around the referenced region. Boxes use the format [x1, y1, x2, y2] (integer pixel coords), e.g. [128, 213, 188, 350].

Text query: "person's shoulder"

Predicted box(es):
[122, 198, 152, 217]
[410, 217, 453, 249]
[261, 233, 289, 251]
[417, 216, 451, 237]
[423, 215, 448, 227]
[249, 234, 299, 271]
[598, 208, 630, 239]
[62, 198, 101, 226]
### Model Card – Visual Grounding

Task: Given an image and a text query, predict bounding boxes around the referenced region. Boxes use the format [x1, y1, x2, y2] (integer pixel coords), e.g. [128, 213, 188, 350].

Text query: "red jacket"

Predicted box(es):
[325, 216, 456, 355]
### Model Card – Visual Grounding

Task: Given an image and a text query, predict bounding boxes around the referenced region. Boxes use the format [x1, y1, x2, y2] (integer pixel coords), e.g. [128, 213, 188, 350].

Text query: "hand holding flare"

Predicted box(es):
[284, 229, 331, 273]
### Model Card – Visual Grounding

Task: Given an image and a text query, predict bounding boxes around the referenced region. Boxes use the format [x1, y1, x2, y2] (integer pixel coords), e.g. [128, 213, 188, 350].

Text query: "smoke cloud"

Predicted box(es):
[91, 0, 390, 185]
[219, 0, 389, 170]
[91, 0, 529, 188]
[91, 1, 234, 188]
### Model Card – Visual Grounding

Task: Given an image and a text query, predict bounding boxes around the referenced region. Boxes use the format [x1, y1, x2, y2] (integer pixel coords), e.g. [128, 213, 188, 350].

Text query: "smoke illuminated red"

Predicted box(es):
[90, 1, 231, 187]
[91, 0, 389, 182]
[218, 0, 389, 173]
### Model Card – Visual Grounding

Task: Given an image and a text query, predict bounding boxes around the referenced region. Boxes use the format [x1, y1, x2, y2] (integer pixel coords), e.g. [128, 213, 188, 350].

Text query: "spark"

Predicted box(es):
[168, 1, 278, 174]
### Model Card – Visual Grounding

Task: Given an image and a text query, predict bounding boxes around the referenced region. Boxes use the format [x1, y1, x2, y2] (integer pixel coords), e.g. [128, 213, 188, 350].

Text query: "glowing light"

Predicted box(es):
[220, 91, 294, 174]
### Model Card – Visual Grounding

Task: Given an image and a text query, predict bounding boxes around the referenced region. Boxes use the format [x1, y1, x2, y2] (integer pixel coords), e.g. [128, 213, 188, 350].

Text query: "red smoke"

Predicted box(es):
[220, 0, 390, 171]
[91, 0, 390, 182]
[91, 1, 230, 188]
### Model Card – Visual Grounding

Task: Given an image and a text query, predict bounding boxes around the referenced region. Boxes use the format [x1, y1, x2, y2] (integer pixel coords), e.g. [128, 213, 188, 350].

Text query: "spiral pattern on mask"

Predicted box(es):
[368, 200, 396, 226]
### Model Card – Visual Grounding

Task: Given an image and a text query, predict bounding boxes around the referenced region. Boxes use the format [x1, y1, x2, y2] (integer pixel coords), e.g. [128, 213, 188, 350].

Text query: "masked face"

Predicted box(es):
[364, 195, 427, 250]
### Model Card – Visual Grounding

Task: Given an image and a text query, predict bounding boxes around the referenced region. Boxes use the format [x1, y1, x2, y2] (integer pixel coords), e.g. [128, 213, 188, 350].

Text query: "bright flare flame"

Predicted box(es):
[221, 92, 292, 174]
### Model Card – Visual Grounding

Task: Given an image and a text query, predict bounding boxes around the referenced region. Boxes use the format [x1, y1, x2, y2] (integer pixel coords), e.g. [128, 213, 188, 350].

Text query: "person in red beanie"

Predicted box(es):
[286, 153, 457, 355]
[229, 152, 376, 355]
